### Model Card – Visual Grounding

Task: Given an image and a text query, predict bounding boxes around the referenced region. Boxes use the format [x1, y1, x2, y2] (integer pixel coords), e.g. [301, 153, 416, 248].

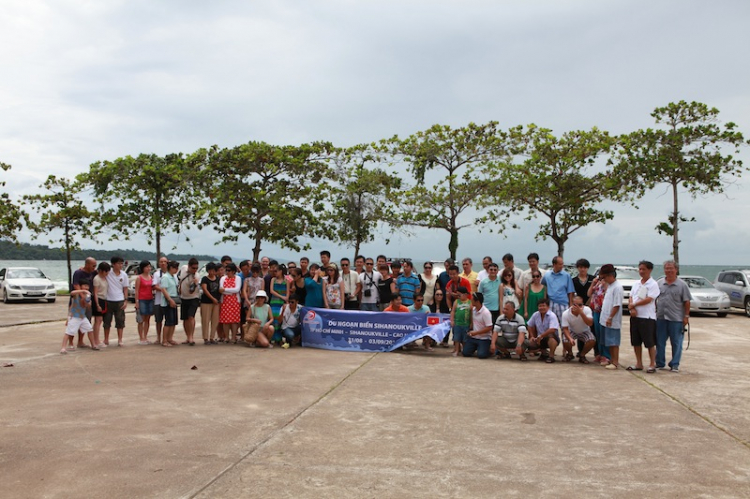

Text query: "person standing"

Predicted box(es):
[178, 258, 201, 346]
[450, 286, 472, 357]
[159, 260, 180, 347]
[655, 260, 691, 373]
[598, 264, 623, 370]
[323, 264, 344, 309]
[91, 262, 110, 349]
[518, 252, 547, 295]
[419, 262, 439, 308]
[626, 260, 660, 373]
[459, 258, 479, 293]
[151, 256, 169, 345]
[478, 263, 502, 323]
[359, 258, 381, 312]
[437, 258, 454, 294]
[502, 253, 523, 284]
[573, 259, 594, 304]
[588, 275, 610, 364]
[542, 256, 575, 326]
[219, 263, 242, 343]
[476, 256, 493, 283]
[340, 258, 361, 310]
[71, 257, 97, 348]
[200, 262, 221, 345]
[134, 260, 155, 345]
[376, 263, 396, 311]
[396, 260, 421, 308]
[103, 256, 129, 347]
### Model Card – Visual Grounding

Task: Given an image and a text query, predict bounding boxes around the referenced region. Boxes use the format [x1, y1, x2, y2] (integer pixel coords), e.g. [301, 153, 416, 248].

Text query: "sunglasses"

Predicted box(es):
[533, 275, 541, 278]
[341, 264, 349, 267]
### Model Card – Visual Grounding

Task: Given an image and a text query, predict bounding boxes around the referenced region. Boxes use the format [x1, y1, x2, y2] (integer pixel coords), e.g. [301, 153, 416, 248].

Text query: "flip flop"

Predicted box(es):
[626, 366, 643, 371]
[646, 367, 657, 373]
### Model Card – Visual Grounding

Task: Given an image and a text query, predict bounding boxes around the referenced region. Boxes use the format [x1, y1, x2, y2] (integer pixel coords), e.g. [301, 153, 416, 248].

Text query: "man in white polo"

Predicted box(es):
[104, 255, 129, 347]
[561, 296, 596, 364]
[627, 260, 661, 373]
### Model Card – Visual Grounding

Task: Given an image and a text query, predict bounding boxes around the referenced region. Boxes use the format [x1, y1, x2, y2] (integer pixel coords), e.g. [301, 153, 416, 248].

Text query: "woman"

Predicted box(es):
[134, 260, 154, 345]
[92, 262, 110, 348]
[376, 264, 396, 311]
[247, 290, 273, 348]
[323, 264, 344, 309]
[200, 262, 221, 345]
[159, 260, 180, 347]
[588, 275, 610, 365]
[219, 263, 242, 344]
[521, 271, 546, 322]
[500, 268, 521, 311]
[243, 263, 264, 311]
[430, 289, 451, 314]
[574, 258, 594, 305]
[269, 264, 290, 342]
[420, 262, 439, 307]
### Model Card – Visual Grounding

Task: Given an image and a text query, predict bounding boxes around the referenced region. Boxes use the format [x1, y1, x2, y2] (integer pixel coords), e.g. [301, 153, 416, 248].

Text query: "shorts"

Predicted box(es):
[66, 316, 93, 336]
[532, 335, 558, 349]
[453, 324, 469, 343]
[567, 328, 595, 343]
[496, 336, 530, 350]
[92, 298, 107, 317]
[103, 301, 125, 329]
[180, 298, 200, 320]
[603, 326, 621, 347]
[154, 303, 164, 324]
[630, 317, 656, 348]
[163, 305, 178, 327]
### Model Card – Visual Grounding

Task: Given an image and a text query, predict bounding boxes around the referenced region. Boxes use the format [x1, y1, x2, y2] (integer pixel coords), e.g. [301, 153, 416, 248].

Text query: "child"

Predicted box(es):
[246, 290, 274, 348]
[450, 286, 472, 357]
[61, 283, 95, 354]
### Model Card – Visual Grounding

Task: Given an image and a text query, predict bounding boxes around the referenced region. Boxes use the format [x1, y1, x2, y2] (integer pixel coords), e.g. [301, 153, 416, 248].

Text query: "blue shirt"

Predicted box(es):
[407, 304, 430, 313]
[396, 274, 421, 306]
[543, 270, 575, 306]
[304, 277, 324, 308]
[478, 277, 501, 312]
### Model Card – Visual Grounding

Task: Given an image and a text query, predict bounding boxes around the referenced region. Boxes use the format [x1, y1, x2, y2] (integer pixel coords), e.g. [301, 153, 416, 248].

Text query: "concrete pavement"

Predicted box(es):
[0, 304, 748, 498]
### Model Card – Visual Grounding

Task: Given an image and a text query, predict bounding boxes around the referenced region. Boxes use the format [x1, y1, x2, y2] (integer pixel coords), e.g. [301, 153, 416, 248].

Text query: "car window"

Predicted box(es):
[683, 277, 713, 289]
[0, 269, 5, 279]
[720, 273, 736, 284]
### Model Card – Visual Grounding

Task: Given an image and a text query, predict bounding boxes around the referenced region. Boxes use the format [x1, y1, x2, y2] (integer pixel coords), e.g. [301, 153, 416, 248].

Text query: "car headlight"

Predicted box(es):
[7, 284, 19, 290]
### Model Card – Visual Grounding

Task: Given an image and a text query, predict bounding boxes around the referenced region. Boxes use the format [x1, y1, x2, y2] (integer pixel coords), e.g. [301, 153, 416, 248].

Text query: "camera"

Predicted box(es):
[364, 289, 372, 298]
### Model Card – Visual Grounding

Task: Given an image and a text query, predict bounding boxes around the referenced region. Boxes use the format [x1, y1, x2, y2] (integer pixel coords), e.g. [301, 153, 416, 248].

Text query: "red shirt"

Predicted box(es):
[446, 277, 472, 296]
[384, 305, 410, 312]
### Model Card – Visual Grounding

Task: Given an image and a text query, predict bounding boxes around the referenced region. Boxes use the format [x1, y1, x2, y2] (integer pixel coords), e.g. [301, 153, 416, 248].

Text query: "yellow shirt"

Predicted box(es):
[460, 271, 479, 293]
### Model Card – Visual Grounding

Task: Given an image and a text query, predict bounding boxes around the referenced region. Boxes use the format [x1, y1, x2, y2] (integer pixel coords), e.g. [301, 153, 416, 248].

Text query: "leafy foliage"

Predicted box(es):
[0, 162, 24, 242]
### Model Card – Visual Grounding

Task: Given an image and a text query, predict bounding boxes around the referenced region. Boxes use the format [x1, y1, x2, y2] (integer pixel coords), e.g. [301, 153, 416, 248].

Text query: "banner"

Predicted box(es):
[301, 307, 451, 352]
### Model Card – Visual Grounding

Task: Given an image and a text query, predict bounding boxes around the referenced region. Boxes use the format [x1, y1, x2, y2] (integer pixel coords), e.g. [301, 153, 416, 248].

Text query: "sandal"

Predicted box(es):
[646, 367, 657, 373]
[162, 342, 172, 347]
[500, 352, 511, 359]
[519, 355, 528, 361]
[579, 356, 590, 364]
[545, 357, 555, 363]
[626, 366, 643, 371]
[564, 352, 574, 362]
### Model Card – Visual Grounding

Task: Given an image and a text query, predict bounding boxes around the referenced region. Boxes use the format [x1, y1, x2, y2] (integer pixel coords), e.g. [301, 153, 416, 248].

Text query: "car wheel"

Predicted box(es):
[717, 312, 728, 318]
[745, 298, 750, 318]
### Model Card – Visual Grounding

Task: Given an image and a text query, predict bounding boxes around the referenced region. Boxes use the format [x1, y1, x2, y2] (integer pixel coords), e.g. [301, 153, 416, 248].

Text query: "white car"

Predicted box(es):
[0, 267, 57, 303]
[594, 265, 640, 306]
[676, 275, 730, 317]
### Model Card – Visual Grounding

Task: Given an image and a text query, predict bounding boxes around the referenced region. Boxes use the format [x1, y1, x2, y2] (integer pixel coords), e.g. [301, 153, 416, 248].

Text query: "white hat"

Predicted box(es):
[255, 290, 267, 299]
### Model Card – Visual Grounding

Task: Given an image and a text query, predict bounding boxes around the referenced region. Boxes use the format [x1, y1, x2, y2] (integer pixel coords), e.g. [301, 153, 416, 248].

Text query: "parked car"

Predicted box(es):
[593, 265, 640, 306]
[678, 275, 731, 317]
[126, 264, 140, 302]
[714, 269, 750, 317]
[0, 267, 57, 303]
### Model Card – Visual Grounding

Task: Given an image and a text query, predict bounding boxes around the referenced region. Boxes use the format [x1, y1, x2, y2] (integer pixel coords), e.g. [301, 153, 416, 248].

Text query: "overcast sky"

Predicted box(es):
[2, 0, 749, 265]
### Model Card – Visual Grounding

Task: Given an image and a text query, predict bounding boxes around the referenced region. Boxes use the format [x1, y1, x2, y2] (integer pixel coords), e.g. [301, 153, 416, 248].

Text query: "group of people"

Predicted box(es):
[59, 251, 691, 372]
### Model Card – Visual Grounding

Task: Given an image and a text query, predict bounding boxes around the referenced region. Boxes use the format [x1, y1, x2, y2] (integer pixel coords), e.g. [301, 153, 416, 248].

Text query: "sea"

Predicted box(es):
[1, 259, 745, 290]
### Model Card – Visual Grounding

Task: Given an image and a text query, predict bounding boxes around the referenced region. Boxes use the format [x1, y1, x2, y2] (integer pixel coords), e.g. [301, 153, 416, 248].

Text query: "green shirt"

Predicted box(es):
[454, 299, 471, 326]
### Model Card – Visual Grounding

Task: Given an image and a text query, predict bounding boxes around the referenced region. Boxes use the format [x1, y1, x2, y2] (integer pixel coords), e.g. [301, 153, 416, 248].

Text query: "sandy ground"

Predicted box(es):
[0, 301, 749, 498]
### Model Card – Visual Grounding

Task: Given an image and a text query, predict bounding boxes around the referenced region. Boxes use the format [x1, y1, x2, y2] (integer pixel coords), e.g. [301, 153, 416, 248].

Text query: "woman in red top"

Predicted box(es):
[134, 260, 155, 345]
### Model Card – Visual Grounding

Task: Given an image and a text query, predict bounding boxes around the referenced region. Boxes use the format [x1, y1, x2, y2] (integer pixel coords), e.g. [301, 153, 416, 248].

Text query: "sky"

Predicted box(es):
[2, 0, 749, 265]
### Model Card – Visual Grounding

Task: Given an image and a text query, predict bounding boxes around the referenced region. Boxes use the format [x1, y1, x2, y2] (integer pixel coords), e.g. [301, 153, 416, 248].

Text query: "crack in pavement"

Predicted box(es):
[184, 352, 379, 499]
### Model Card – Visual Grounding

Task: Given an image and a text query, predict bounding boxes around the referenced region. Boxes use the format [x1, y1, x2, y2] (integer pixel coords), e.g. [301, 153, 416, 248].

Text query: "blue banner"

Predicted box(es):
[300, 307, 451, 352]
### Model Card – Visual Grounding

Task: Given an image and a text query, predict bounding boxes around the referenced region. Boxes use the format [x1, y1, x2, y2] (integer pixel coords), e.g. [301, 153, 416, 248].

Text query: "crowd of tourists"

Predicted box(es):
[59, 251, 690, 372]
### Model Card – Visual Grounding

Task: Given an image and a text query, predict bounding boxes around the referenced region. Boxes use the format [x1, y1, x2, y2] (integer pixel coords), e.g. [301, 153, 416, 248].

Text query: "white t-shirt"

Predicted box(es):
[476, 269, 489, 282]
[105, 269, 129, 301]
[519, 267, 546, 291]
[359, 271, 381, 304]
[152, 269, 165, 304]
[341, 271, 360, 299]
[562, 306, 593, 334]
[600, 280, 624, 329]
[178, 265, 201, 299]
[471, 305, 494, 340]
[630, 277, 660, 320]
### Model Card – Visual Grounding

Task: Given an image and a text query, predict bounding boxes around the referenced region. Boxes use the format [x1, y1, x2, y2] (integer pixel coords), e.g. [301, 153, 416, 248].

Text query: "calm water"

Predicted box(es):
[2, 259, 745, 290]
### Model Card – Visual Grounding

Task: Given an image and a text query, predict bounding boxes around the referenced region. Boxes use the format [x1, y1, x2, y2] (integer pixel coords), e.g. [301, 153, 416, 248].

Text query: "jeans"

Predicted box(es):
[592, 312, 610, 359]
[462, 337, 491, 359]
[282, 326, 301, 345]
[360, 303, 379, 312]
[656, 319, 684, 369]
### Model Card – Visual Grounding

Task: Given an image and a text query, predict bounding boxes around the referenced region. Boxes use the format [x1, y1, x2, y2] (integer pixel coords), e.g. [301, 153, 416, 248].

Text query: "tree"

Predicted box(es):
[327, 145, 402, 261]
[0, 162, 24, 242]
[496, 125, 619, 258]
[387, 122, 511, 260]
[79, 153, 198, 260]
[200, 141, 332, 261]
[22, 175, 98, 288]
[614, 101, 748, 265]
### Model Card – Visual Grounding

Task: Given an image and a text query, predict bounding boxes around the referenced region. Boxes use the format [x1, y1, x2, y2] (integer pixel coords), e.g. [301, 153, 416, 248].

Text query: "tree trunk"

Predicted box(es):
[448, 227, 458, 261]
[252, 232, 262, 262]
[155, 193, 162, 260]
[555, 238, 565, 259]
[671, 180, 680, 267]
[65, 221, 72, 290]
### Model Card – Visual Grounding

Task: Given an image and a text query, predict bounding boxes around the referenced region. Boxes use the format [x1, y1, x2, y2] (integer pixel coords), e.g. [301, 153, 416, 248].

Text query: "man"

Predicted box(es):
[519, 252, 547, 293]
[490, 302, 529, 361]
[260, 256, 271, 277]
[340, 257, 361, 310]
[462, 292, 494, 359]
[459, 258, 479, 293]
[598, 264, 623, 370]
[376, 254, 387, 267]
[299, 257, 310, 278]
[502, 253, 523, 283]
[354, 255, 365, 275]
[626, 260, 660, 373]
[542, 256, 575, 325]
[320, 250, 331, 269]
[527, 298, 560, 363]
[656, 260, 691, 373]
[152, 256, 169, 345]
[390, 260, 402, 280]
[445, 265, 472, 309]
[396, 260, 421, 307]
[103, 255, 129, 347]
[359, 257, 381, 312]
[384, 293, 409, 312]
[561, 296, 597, 364]
[438, 258, 454, 292]
[178, 258, 201, 345]
[476, 256, 493, 282]
[478, 263, 502, 323]
[71, 257, 97, 348]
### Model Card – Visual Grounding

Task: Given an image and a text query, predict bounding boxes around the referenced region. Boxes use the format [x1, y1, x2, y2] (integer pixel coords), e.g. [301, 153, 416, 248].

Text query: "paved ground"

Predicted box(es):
[0, 303, 749, 498]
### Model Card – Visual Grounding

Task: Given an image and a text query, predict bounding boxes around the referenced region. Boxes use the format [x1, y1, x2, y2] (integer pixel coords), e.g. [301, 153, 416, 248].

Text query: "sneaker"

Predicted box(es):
[670, 366, 679, 373]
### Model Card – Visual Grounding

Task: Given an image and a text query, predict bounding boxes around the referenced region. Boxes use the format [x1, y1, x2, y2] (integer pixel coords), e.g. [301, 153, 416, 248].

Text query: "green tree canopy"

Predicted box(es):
[199, 141, 333, 261]
[495, 125, 619, 258]
[0, 162, 24, 242]
[613, 101, 748, 264]
[22, 175, 97, 288]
